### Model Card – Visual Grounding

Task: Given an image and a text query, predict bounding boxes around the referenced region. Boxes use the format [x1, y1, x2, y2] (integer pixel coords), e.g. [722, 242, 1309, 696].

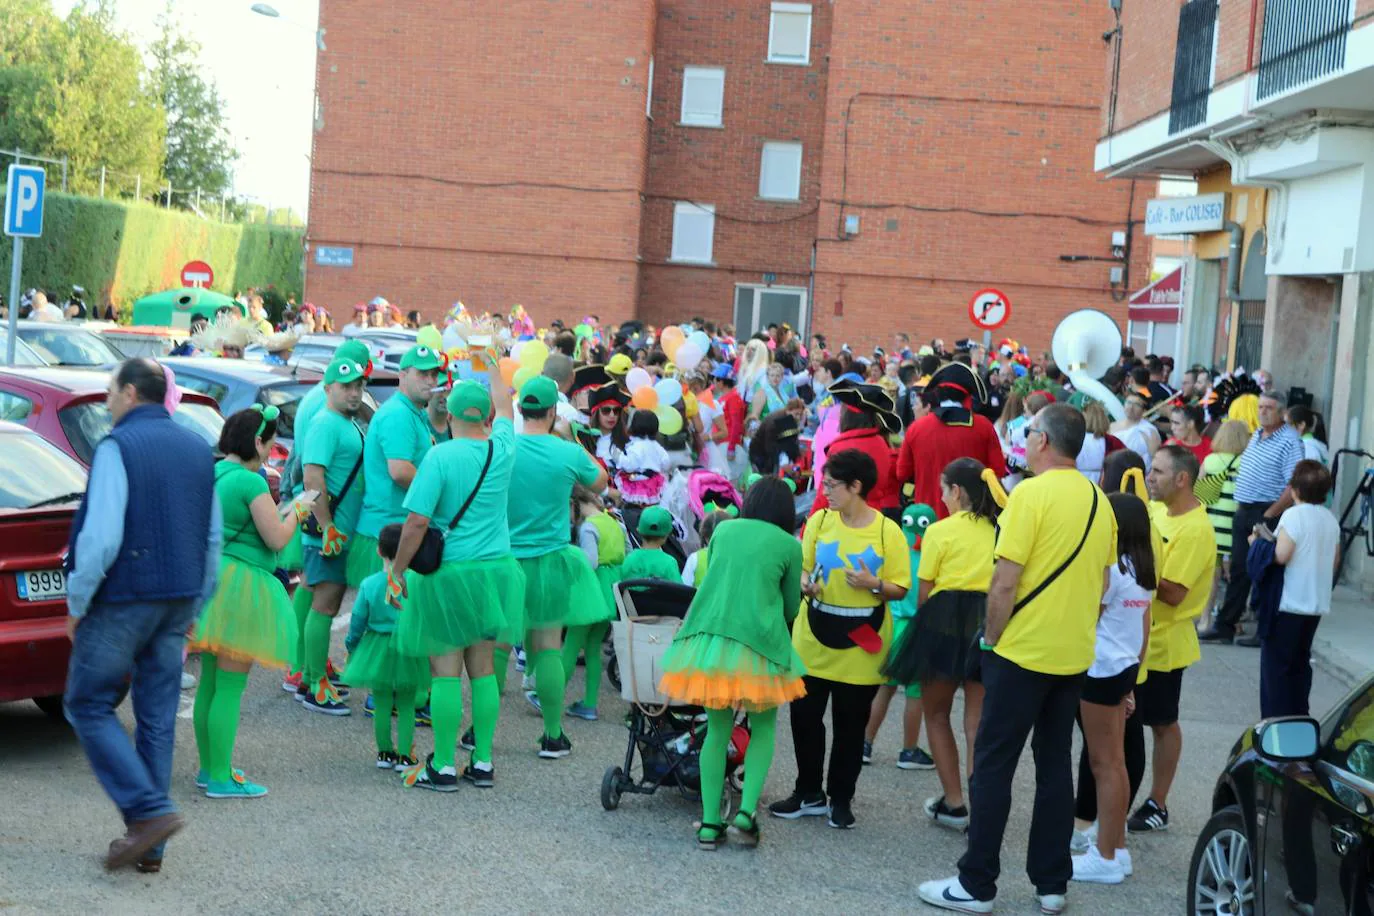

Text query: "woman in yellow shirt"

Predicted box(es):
[884, 458, 999, 830]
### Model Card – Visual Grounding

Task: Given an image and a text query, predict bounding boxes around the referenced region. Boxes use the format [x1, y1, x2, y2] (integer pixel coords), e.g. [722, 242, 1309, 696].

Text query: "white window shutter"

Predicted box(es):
[680, 67, 725, 126]
[671, 203, 716, 264]
[759, 142, 803, 201]
[768, 3, 812, 64]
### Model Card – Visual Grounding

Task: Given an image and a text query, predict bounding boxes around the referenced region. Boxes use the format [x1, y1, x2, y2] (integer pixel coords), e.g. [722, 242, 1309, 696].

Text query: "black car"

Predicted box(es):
[1188, 679, 1374, 915]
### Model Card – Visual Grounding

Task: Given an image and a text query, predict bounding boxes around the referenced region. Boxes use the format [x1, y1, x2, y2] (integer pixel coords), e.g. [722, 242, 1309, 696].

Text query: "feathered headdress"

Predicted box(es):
[1206, 372, 1262, 423]
[190, 314, 265, 356]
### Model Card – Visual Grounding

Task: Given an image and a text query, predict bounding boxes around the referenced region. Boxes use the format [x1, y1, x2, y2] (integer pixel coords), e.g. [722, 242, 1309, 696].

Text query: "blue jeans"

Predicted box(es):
[64, 598, 198, 831]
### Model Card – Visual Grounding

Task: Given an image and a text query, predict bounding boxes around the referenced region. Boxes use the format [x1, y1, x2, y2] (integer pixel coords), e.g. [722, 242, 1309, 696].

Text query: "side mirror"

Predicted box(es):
[1255, 717, 1320, 762]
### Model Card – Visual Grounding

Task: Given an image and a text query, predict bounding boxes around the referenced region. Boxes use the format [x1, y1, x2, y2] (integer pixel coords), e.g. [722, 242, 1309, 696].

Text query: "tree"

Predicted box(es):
[150, 5, 236, 206]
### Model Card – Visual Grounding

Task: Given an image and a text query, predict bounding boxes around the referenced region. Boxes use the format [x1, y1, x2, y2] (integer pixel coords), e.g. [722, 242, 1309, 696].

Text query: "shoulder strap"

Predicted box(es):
[329, 421, 366, 505]
[448, 440, 495, 533]
[1012, 481, 1099, 614]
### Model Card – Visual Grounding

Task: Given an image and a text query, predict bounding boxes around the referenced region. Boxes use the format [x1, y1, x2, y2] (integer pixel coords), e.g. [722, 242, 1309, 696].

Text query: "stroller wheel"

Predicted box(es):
[727, 769, 744, 795]
[606, 653, 621, 693]
[717, 778, 736, 823]
[601, 766, 625, 811]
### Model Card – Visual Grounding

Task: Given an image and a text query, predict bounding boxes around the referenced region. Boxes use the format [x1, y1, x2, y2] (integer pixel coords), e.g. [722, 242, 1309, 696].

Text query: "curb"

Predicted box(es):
[1312, 638, 1365, 688]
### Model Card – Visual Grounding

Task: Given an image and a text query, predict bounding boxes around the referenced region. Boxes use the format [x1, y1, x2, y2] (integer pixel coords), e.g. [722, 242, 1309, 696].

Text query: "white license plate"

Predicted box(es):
[17, 569, 67, 601]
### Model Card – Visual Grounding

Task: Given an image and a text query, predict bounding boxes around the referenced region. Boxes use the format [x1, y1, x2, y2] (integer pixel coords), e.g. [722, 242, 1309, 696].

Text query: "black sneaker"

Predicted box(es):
[401, 753, 458, 792]
[898, 747, 937, 770]
[1128, 798, 1169, 833]
[394, 754, 418, 771]
[538, 733, 572, 759]
[461, 761, 494, 788]
[924, 795, 970, 829]
[862, 739, 873, 765]
[768, 792, 828, 819]
[376, 750, 399, 769]
[460, 727, 476, 752]
[828, 799, 856, 829]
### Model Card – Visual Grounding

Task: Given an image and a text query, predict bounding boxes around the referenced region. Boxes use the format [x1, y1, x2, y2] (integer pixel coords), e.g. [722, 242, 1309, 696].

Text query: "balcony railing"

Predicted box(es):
[1169, 0, 1219, 135]
[1258, 0, 1352, 100]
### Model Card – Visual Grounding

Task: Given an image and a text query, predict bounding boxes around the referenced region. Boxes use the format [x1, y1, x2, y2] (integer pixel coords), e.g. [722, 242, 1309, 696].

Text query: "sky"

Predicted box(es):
[52, 0, 319, 215]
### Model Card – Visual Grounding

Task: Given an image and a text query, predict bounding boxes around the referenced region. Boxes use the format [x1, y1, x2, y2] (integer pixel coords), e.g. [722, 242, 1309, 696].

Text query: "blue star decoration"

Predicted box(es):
[813, 539, 844, 584]
[847, 545, 884, 576]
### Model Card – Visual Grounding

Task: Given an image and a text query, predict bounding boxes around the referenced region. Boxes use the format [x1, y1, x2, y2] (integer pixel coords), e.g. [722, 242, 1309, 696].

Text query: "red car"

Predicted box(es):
[0, 421, 88, 715]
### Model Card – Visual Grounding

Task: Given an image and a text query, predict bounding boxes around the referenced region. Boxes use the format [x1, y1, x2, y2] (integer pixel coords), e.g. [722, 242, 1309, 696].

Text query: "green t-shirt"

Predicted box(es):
[345, 571, 397, 653]
[288, 382, 328, 497]
[620, 547, 681, 583]
[301, 408, 366, 544]
[215, 460, 277, 572]
[403, 418, 517, 564]
[357, 393, 436, 538]
[507, 433, 602, 559]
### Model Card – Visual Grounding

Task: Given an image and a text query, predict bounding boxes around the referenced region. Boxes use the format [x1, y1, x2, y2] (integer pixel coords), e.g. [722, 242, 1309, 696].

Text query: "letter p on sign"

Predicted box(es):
[5, 165, 46, 238]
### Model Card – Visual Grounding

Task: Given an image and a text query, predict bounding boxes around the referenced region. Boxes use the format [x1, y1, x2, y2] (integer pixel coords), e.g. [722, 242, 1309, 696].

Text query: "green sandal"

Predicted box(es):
[696, 823, 726, 850]
[728, 811, 760, 847]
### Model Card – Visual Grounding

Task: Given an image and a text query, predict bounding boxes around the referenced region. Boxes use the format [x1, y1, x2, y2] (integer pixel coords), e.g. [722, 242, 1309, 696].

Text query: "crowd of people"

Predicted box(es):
[57, 310, 1343, 916]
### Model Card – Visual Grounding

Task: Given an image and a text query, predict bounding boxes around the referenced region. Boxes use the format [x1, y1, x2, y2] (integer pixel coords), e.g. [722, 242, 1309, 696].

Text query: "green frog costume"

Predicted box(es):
[562, 508, 626, 717]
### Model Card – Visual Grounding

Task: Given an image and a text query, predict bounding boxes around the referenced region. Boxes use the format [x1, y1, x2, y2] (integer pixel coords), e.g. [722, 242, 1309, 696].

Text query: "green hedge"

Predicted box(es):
[0, 191, 303, 310]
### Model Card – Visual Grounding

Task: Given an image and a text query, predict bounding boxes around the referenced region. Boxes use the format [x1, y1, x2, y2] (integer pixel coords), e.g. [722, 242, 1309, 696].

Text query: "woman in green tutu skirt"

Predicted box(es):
[189, 405, 316, 799]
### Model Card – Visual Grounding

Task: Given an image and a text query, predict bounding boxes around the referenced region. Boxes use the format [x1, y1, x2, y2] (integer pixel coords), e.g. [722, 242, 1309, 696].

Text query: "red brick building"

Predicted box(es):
[307, 0, 1148, 352]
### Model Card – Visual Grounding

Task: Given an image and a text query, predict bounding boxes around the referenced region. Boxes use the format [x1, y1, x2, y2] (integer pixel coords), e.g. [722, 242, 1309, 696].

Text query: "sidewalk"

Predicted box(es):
[1311, 585, 1374, 687]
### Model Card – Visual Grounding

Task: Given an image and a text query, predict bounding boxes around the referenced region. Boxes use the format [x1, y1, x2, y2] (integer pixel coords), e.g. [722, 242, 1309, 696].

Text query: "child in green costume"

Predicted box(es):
[620, 507, 681, 582]
[681, 507, 734, 587]
[562, 485, 626, 721]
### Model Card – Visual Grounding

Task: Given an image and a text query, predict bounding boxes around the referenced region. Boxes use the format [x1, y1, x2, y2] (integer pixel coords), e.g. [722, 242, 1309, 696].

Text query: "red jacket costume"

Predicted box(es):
[897, 412, 1006, 518]
[813, 427, 900, 512]
[720, 389, 747, 450]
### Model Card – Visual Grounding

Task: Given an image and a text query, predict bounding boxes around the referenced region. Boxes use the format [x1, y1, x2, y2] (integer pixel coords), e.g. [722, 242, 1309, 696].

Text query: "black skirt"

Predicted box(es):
[882, 589, 987, 686]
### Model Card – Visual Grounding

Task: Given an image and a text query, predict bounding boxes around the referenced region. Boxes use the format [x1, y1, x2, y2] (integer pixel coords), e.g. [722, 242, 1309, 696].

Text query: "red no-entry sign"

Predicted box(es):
[968, 288, 1011, 331]
[181, 260, 214, 289]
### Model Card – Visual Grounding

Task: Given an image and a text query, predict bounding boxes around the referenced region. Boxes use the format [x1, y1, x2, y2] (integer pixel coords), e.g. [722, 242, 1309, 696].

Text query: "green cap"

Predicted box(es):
[447, 380, 492, 423]
[400, 344, 444, 371]
[337, 339, 372, 366]
[518, 375, 559, 411]
[637, 506, 674, 538]
[324, 358, 366, 386]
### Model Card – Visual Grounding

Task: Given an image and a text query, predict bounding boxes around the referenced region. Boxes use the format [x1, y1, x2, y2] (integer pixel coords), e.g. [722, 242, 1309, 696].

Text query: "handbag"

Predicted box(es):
[409, 441, 493, 575]
[1194, 454, 1238, 506]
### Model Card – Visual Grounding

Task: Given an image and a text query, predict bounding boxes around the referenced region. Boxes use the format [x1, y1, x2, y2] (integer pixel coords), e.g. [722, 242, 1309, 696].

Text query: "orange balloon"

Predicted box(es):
[499, 357, 520, 388]
[631, 387, 659, 410]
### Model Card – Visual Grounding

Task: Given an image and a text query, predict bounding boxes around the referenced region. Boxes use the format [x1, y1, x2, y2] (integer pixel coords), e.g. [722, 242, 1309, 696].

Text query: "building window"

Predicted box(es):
[768, 2, 812, 65]
[671, 203, 715, 264]
[680, 66, 725, 127]
[759, 142, 803, 201]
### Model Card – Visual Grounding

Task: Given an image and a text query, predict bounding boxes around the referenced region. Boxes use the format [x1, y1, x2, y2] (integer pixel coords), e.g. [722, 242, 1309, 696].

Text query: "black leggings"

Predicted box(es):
[1073, 705, 1146, 822]
[789, 675, 879, 804]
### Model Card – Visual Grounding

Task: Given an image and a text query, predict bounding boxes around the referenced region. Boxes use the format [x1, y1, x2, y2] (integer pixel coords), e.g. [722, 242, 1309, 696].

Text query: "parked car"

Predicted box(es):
[0, 421, 88, 716]
[12, 320, 126, 367]
[1187, 680, 1374, 915]
[0, 327, 49, 367]
[95, 324, 188, 359]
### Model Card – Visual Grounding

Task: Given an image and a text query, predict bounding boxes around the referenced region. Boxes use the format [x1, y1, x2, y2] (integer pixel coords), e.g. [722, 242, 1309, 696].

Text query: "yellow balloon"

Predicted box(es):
[655, 405, 684, 436]
[519, 340, 549, 371]
[513, 366, 536, 391]
[417, 325, 444, 352]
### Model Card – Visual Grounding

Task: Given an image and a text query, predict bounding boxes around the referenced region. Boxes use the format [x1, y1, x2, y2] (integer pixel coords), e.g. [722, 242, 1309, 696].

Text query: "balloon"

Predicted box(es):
[655, 405, 684, 436]
[662, 336, 683, 361]
[513, 366, 536, 391]
[688, 330, 711, 354]
[625, 367, 652, 393]
[660, 326, 685, 360]
[518, 340, 548, 372]
[631, 386, 659, 410]
[654, 378, 683, 406]
[416, 325, 443, 352]
[574, 322, 595, 340]
[675, 342, 703, 373]
[500, 357, 521, 387]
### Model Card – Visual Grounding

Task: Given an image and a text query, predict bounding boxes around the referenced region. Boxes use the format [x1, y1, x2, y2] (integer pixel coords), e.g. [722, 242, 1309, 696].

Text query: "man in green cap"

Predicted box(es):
[506, 375, 608, 759]
[281, 338, 374, 695]
[299, 357, 368, 716]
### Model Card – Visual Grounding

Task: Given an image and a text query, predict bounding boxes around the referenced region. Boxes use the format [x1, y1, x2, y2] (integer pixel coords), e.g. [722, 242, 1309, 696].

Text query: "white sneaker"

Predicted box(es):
[916, 876, 993, 914]
[1116, 848, 1132, 876]
[1069, 821, 1097, 853]
[1038, 892, 1067, 914]
[1071, 845, 1125, 885]
[180, 671, 197, 690]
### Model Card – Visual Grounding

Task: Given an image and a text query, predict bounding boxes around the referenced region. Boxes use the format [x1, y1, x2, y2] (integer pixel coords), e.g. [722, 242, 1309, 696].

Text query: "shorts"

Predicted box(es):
[303, 545, 349, 587]
[1136, 665, 1185, 726]
[1082, 663, 1139, 707]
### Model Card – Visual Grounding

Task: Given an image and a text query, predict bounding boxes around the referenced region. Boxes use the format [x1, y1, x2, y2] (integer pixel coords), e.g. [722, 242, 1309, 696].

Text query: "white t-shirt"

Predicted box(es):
[1089, 560, 1153, 679]
[1119, 421, 1159, 472]
[1278, 503, 1340, 615]
[1076, 435, 1107, 484]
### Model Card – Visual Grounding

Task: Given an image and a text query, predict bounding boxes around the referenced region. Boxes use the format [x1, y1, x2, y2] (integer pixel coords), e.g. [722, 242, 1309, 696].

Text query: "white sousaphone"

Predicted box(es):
[1051, 308, 1127, 422]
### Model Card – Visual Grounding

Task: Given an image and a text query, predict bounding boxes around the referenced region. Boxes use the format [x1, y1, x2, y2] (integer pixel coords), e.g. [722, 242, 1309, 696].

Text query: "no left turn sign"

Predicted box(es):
[968, 288, 1011, 331]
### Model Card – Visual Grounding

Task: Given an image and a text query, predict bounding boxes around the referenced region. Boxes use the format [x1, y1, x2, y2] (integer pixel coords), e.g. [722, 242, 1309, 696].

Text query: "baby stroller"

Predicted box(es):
[600, 579, 747, 816]
[686, 469, 742, 521]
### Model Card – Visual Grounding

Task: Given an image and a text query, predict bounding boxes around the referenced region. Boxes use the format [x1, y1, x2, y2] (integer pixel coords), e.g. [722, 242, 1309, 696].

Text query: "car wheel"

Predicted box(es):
[33, 695, 66, 719]
[1187, 804, 1256, 916]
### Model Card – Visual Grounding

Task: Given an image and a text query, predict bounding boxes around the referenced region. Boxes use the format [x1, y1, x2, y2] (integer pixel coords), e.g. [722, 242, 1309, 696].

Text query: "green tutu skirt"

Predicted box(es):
[278, 528, 304, 572]
[347, 534, 383, 585]
[395, 556, 526, 656]
[342, 630, 430, 694]
[593, 563, 623, 623]
[658, 633, 807, 712]
[518, 546, 605, 630]
[188, 558, 296, 669]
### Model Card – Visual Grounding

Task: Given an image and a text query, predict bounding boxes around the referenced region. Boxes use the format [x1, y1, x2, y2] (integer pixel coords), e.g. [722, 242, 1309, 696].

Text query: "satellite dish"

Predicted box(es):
[1051, 309, 1127, 422]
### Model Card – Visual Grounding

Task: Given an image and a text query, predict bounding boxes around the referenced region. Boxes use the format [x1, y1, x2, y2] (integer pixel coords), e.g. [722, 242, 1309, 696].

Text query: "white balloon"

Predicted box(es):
[654, 378, 683, 406]
[626, 367, 652, 393]
[675, 342, 703, 373]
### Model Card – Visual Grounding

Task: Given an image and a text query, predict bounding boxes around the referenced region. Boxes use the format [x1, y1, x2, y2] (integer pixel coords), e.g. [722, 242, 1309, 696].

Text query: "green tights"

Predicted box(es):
[531, 649, 564, 740]
[430, 674, 501, 769]
[191, 654, 249, 783]
[371, 688, 417, 756]
[290, 586, 312, 675]
[304, 609, 333, 685]
[559, 622, 609, 708]
[698, 706, 777, 837]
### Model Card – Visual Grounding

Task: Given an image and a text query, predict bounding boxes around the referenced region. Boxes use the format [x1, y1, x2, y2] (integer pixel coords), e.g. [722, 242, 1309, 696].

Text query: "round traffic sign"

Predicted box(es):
[968, 288, 1011, 331]
[181, 260, 214, 289]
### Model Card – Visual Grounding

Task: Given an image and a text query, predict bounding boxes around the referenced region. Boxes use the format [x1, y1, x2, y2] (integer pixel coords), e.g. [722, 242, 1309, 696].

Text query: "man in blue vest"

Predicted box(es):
[63, 358, 221, 871]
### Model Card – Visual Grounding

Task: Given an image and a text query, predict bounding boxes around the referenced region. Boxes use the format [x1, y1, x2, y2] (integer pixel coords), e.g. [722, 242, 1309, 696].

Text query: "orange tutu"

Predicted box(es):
[657, 633, 806, 712]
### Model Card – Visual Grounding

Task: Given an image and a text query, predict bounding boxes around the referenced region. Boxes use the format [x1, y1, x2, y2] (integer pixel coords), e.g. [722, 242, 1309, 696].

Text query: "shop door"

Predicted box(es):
[733, 285, 808, 338]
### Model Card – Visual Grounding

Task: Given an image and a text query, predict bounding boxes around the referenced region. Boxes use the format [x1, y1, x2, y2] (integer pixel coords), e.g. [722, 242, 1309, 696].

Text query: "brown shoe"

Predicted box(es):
[135, 856, 162, 874]
[104, 813, 185, 871]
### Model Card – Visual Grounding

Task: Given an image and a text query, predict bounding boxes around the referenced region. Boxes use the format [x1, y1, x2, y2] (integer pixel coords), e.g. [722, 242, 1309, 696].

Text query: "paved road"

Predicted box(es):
[0, 640, 1351, 916]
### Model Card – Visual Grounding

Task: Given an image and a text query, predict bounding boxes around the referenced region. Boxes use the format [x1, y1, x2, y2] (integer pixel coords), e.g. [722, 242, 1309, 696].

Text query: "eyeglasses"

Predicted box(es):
[597, 405, 622, 416]
[820, 477, 847, 491]
[250, 403, 280, 438]
[1026, 426, 1048, 444]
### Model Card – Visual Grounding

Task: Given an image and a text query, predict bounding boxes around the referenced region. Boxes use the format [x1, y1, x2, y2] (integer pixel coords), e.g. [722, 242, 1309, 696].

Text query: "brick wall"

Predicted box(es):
[1103, 0, 1182, 134]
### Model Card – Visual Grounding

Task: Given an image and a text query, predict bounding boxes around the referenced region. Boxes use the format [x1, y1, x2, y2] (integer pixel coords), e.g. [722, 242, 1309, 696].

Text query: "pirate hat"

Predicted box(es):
[587, 382, 630, 411]
[571, 363, 611, 395]
[926, 361, 988, 405]
[828, 379, 902, 435]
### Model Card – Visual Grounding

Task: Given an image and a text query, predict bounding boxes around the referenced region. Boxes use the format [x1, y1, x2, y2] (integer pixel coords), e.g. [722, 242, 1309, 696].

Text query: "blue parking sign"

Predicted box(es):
[4, 165, 45, 238]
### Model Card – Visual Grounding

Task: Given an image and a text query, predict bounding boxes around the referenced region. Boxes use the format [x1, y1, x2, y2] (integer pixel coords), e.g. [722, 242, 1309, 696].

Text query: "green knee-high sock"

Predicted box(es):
[492, 646, 511, 695]
[430, 677, 463, 770]
[740, 707, 778, 817]
[396, 691, 417, 757]
[532, 649, 565, 739]
[699, 708, 733, 830]
[207, 669, 248, 783]
[469, 675, 500, 764]
[290, 586, 313, 675]
[582, 622, 610, 707]
[560, 627, 587, 697]
[372, 688, 396, 753]
[192, 653, 219, 774]
[304, 610, 333, 685]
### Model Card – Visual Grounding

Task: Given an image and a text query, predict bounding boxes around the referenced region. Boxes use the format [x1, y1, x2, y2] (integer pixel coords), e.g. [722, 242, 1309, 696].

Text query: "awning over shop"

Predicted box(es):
[1128, 267, 1182, 323]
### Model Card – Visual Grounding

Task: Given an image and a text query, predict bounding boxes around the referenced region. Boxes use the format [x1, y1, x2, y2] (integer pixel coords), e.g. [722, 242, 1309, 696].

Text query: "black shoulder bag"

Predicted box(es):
[409, 441, 494, 575]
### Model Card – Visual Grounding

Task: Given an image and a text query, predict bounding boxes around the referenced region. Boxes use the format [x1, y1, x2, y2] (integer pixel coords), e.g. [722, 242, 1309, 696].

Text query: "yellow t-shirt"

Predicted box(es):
[1146, 501, 1216, 672]
[993, 468, 1118, 675]
[919, 511, 995, 595]
[795, 509, 913, 685]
